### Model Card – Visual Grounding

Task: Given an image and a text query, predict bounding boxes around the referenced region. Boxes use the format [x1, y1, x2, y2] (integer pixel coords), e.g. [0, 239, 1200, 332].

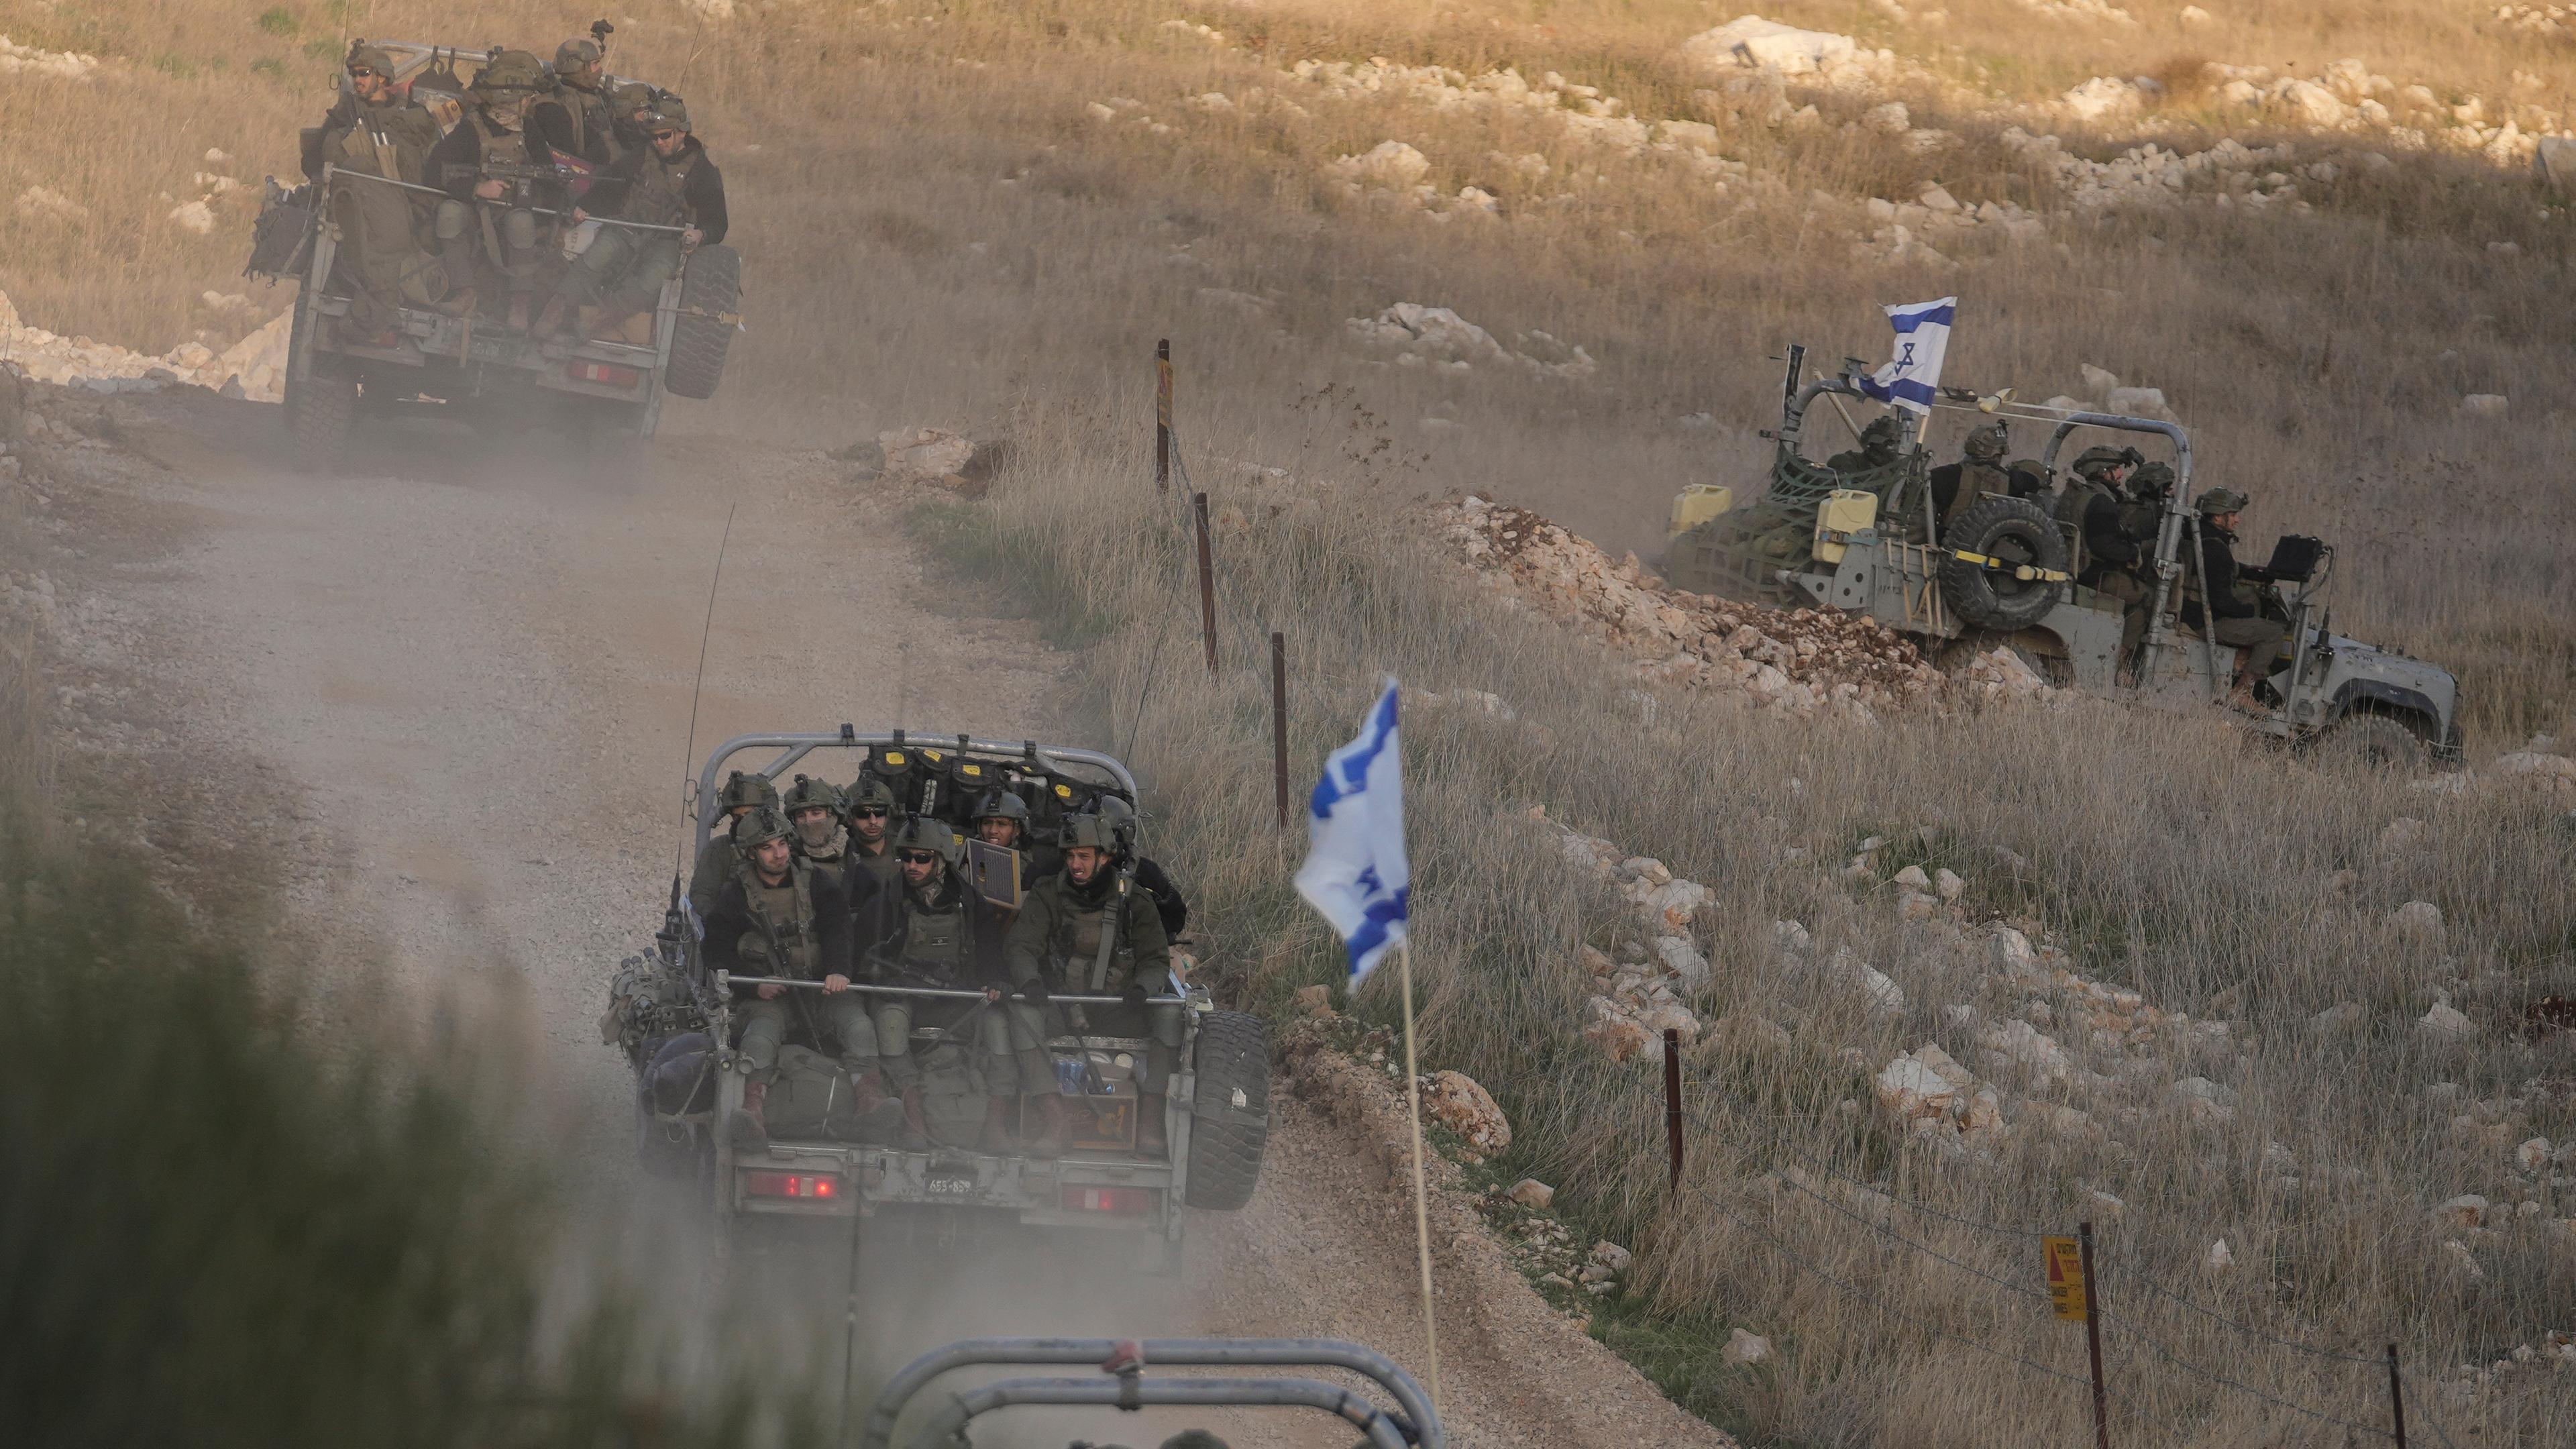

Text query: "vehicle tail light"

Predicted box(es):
[569, 360, 642, 388]
[743, 1171, 841, 1199]
[1061, 1185, 1153, 1214]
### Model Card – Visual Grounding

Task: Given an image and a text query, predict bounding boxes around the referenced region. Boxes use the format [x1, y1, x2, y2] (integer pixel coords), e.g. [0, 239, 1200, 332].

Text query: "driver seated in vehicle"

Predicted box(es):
[2178, 487, 2288, 712]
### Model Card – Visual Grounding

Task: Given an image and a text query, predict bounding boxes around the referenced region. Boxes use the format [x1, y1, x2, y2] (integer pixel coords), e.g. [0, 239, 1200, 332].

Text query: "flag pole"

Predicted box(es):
[1396, 938, 1442, 1412]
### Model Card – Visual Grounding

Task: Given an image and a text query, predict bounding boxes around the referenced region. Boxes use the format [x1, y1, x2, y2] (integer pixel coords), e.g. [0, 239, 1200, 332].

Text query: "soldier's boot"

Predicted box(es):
[853, 1068, 908, 1145]
[896, 1087, 932, 1152]
[1136, 1091, 1169, 1157]
[1022, 1093, 1068, 1159]
[978, 1095, 1019, 1153]
[531, 294, 572, 338]
[436, 286, 480, 318]
[727, 1080, 771, 1152]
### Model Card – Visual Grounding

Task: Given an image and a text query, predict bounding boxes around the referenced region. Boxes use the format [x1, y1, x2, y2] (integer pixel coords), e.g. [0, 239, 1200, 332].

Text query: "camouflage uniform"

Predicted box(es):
[422, 50, 576, 323]
[700, 808, 855, 1147]
[1824, 415, 1906, 476]
[1002, 814, 1181, 1153]
[312, 45, 442, 337]
[548, 95, 729, 337]
[1927, 421, 2015, 531]
[687, 770, 779, 918]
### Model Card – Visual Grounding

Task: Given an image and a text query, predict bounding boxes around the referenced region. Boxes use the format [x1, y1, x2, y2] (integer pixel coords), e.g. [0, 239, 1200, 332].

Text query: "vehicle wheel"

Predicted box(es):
[1182, 1010, 1271, 1211]
[291, 367, 357, 474]
[2325, 712, 2427, 771]
[663, 243, 739, 400]
[1939, 494, 2069, 632]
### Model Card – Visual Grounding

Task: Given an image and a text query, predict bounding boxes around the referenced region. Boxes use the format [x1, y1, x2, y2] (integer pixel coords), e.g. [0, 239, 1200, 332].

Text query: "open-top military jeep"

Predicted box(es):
[242, 38, 740, 471]
[1666, 349, 2463, 767]
[601, 729, 1272, 1276]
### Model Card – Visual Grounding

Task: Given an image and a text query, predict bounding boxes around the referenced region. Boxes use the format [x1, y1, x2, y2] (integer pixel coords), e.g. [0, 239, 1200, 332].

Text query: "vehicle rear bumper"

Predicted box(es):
[731, 1139, 1177, 1234]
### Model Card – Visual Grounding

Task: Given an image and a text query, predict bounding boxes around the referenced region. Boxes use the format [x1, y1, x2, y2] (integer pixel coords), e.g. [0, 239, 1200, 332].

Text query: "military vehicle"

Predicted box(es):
[861, 1336, 1443, 1448]
[602, 729, 1271, 1277]
[1665, 348, 2463, 767]
[242, 38, 739, 472]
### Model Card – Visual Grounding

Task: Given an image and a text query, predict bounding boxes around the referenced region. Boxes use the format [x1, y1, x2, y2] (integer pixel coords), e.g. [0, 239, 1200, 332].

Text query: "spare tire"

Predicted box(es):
[1182, 1010, 1271, 1210]
[1940, 493, 2069, 631]
[663, 243, 739, 400]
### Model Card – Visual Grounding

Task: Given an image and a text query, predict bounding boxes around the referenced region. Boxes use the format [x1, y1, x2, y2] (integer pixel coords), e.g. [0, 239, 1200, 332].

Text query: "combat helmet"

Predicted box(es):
[345, 41, 396, 77]
[1860, 415, 1905, 452]
[1091, 794, 1140, 855]
[731, 804, 794, 858]
[2194, 487, 2249, 515]
[2129, 460, 2176, 500]
[716, 769, 780, 815]
[1060, 810, 1122, 853]
[844, 775, 898, 817]
[2070, 445, 2140, 482]
[892, 816, 963, 868]
[554, 36, 602, 75]
[1962, 421, 2008, 462]
[647, 93, 692, 132]
[469, 48, 549, 98]
[972, 786, 1031, 828]
[781, 773, 846, 818]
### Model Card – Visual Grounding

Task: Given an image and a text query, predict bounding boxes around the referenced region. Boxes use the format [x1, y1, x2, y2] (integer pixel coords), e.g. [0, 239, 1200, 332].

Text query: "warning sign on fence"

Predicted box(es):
[2043, 1235, 2089, 1322]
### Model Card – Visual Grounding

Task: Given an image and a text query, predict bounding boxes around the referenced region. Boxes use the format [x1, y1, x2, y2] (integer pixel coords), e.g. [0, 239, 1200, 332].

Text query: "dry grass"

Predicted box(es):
[7, 0, 2575, 1441]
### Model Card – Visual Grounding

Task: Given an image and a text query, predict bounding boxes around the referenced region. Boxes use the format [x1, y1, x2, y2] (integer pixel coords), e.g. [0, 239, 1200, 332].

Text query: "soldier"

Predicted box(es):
[423, 49, 582, 329]
[534, 94, 729, 342]
[2182, 488, 2288, 710]
[782, 773, 850, 871]
[307, 44, 441, 345]
[843, 775, 902, 951]
[535, 37, 615, 166]
[1926, 420, 2015, 530]
[1824, 414, 1906, 476]
[869, 818, 1008, 1150]
[606, 80, 661, 162]
[969, 786, 1060, 885]
[1090, 794, 1189, 938]
[1002, 810, 1181, 1157]
[687, 770, 778, 918]
[700, 806, 862, 1150]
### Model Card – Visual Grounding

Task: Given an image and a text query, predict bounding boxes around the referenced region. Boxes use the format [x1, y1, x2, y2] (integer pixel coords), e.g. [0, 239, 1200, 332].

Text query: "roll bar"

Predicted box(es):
[688, 730, 1140, 854]
[918, 1376, 1411, 1449]
[860, 1338, 1442, 1449]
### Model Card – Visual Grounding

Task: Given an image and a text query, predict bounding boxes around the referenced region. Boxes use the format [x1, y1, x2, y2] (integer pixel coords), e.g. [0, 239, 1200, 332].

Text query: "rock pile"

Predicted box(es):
[1442, 495, 1946, 718]
[1346, 303, 1595, 378]
[1422, 1069, 1513, 1157]
[1527, 806, 1718, 1065]
[1, 290, 288, 402]
[0, 35, 100, 80]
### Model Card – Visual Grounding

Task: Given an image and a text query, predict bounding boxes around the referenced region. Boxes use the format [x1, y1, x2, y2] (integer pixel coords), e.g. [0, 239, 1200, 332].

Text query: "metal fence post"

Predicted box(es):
[2079, 1222, 2109, 1449]
[1662, 1029, 1684, 1192]
[1155, 339, 1173, 494]
[1271, 632, 1291, 829]
[2385, 1344, 2408, 1449]
[1193, 492, 1218, 675]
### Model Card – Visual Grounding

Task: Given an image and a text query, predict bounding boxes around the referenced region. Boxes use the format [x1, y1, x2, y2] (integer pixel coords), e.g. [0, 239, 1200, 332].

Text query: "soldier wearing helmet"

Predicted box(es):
[869, 818, 1011, 1150]
[840, 775, 904, 952]
[1090, 794, 1189, 937]
[687, 769, 780, 916]
[423, 48, 584, 329]
[998, 806, 1183, 1157]
[606, 80, 661, 160]
[1825, 413, 1908, 476]
[2180, 488, 2286, 710]
[781, 773, 850, 869]
[971, 786, 1063, 887]
[2059, 445, 2151, 610]
[535, 36, 615, 166]
[700, 805, 858, 1150]
[1926, 419, 2017, 531]
[534, 91, 729, 342]
[307, 42, 441, 345]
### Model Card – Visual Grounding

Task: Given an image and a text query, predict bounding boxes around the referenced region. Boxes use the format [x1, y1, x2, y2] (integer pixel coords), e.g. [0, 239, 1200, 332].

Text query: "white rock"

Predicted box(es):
[2390, 900, 2445, 940]
[2436, 1194, 2490, 1228]
[2170, 1077, 2235, 1124]
[1653, 936, 1712, 991]
[2063, 76, 2143, 122]
[1721, 1327, 1772, 1364]
[2104, 386, 2170, 417]
[1681, 18, 1858, 77]
[2079, 363, 2121, 395]
[877, 427, 975, 480]
[1829, 949, 1904, 1013]
[1892, 864, 1931, 890]
[167, 200, 217, 235]
[2309, 1002, 2365, 1036]
[2205, 1238, 2235, 1270]
[2516, 1138, 2553, 1172]
[1774, 920, 1811, 954]
[1860, 101, 1911, 134]
[1330, 140, 1433, 189]
[2459, 394, 2509, 418]
[1979, 1019, 2071, 1079]
[1875, 1055, 1958, 1118]
[2179, 4, 2211, 21]
[1591, 1241, 1633, 1271]
[1507, 1177, 1556, 1208]
[1934, 868, 1964, 901]
[1988, 928, 2040, 979]
[2277, 80, 2350, 127]
[2442, 1239, 2484, 1280]
[2419, 1002, 2473, 1038]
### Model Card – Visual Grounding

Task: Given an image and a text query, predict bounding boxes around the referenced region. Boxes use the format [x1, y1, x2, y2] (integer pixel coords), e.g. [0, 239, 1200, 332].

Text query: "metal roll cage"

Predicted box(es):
[688, 729, 1140, 857]
[861, 1338, 1443, 1449]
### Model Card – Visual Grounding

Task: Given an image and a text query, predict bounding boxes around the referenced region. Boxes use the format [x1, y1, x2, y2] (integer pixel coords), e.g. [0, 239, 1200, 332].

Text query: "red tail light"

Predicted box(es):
[1061, 1185, 1153, 1214]
[569, 360, 642, 388]
[743, 1171, 841, 1199]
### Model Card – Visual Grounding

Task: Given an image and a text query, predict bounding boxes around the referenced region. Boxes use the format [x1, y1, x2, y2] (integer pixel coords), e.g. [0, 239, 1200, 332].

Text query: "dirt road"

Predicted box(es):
[38, 390, 1730, 1449]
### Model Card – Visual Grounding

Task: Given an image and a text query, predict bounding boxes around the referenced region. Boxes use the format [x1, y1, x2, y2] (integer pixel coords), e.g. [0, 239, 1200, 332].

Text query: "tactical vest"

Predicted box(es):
[849, 843, 900, 888]
[549, 85, 606, 158]
[331, 100, 432, 184]
[735, 857, 820, 979]
[1057, 876, 1138, 992]
[897, 886, 969, 981]
[2058, 479, 2110, 574]
[621, 147, 699, 229]
[468, 109, 527, 174]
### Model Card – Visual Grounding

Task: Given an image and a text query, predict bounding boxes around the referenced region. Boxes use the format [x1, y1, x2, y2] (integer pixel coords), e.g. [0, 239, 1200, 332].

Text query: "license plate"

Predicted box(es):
[925, 1176, 976, 1199]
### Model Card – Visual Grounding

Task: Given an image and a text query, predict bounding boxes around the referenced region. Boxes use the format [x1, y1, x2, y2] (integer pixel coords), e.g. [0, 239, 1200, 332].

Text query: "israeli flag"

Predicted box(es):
[1295, 680, 1409, 986]
[1854, 297, 1956, 415]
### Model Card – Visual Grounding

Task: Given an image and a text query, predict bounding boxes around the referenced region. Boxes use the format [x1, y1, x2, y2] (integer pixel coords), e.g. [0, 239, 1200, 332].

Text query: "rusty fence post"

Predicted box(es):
[1193, 492, 1218, 676]
[1155, 338, 1173, 494]
[1271, 632, 1291, 829]
[2385, 1344, 2408, 1449]
[1662, 1029, 1684, 1193]
[2079, 1221, 2110, 1449]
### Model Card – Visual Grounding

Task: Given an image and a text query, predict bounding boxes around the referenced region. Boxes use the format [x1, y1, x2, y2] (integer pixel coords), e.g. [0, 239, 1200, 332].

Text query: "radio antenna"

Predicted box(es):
[675, 500, 739, 880]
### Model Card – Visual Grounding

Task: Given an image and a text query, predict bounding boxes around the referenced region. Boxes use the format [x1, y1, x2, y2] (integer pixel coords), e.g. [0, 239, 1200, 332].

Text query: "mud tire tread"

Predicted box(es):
[1183, 1009, 1271, 1211]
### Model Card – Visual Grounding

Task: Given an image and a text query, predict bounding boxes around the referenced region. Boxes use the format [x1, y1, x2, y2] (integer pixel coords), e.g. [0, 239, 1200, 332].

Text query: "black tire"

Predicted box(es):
[291, 367, 357, 474]
[1940, 494, 2070, 632]
[2324, 712, 2427, 772]
[663, 243, 739, 400]
[1182, 1009, 1271, 1211]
